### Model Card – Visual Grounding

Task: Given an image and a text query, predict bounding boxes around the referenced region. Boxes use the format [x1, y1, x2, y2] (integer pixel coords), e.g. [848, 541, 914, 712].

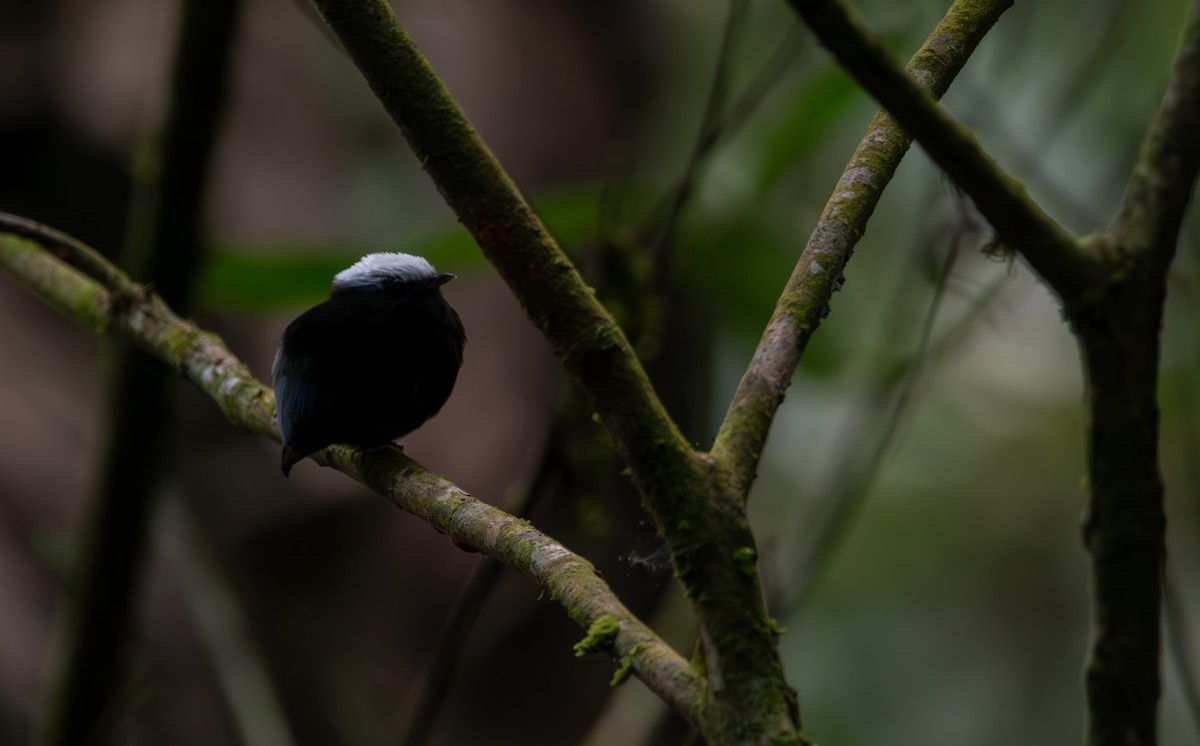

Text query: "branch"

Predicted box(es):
[786, 0, 1099, 306]
[301, 9, 809, 735]
[308, 0, 699, 518]
[712, 0, 1013, 490]
[0, 228, 703, 723]
[1075, 6, 1200, 743]
[1110, 0, 1200, 263]
[327, 449, 703, 720]
[0, 212, 134, 290]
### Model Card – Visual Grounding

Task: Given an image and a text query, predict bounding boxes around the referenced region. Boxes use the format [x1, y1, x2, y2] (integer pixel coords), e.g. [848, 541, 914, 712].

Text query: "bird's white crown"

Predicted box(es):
[333, 252, 438, 289]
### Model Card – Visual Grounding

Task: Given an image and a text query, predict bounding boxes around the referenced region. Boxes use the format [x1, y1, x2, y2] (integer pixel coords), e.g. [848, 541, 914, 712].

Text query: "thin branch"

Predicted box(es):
[402, 562, 503, 746]
[782, 210, 1007, 611]
[711, 0, 1013, 492]
[643, 0, 750, 263]
[0, 229, 703, 724]
[1110, 0, 1200, 263]
[716, 24, 808, 149]
[635, 21, 806, 252]
[785, 0, 1098, 306]
[161, 501, 296, 746]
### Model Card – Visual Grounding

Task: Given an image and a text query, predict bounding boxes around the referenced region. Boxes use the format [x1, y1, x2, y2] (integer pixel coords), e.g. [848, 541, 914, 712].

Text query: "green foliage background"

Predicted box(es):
[1, 0, 1196, 743]
[186, 1, 1198, 742]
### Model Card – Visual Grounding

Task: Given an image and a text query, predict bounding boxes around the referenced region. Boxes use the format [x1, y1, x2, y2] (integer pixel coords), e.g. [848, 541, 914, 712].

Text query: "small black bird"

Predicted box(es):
[272, 253, 466, 476]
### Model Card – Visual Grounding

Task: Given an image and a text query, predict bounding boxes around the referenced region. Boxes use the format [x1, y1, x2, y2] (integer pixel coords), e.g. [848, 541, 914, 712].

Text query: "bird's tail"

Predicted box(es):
[281, 444, 304, 477]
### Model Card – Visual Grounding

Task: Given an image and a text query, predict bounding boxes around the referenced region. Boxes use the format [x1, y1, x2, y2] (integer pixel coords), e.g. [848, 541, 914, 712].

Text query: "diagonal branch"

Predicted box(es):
[1110, 0, 1200, 263]
[785, 0, 1099, 307]
[301, 8, 806, 734]
[0, 228, 703, 724]
[308, 0, 699, 517]
[712, 0, 1013, 491]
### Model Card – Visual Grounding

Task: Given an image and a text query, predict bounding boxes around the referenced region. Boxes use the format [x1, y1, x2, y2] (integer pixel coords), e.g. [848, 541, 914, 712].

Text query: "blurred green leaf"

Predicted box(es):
[198, 186, 608, 311]
[678, 207, 795, 334]
[200, 249, 373, 310]
[677, 207, 846, 377]
[758, 66, 862, 192]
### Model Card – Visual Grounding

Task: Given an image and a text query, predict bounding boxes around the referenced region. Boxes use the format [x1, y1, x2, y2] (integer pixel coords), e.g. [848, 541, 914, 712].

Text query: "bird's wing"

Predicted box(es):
[271, 347, 296, 445]
[272, 349, 331, 448]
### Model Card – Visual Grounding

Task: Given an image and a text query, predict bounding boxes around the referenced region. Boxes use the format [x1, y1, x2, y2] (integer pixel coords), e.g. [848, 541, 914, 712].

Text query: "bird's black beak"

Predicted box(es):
[435, 272, 456, 286]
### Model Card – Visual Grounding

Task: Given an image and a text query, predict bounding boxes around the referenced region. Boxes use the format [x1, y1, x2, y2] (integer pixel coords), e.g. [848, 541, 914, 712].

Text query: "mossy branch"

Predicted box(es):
[0, 228, 703, 724]
[712, 0, 1013, 492]
[1109, 0, 1200, 264]
[786, 0, 1100, 307]
[303, 6, 812, 739]
[308, 0, 697, 522]
[1076, 5, 1200, 744]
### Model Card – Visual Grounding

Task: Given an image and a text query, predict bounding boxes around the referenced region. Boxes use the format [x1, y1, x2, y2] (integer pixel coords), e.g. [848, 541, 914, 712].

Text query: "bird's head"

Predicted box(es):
[331, 252, 455, 296]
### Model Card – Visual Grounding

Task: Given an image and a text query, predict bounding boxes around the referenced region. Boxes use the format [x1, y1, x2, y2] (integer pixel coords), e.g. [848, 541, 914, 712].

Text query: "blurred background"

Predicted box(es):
[0, 0, 1198, 744]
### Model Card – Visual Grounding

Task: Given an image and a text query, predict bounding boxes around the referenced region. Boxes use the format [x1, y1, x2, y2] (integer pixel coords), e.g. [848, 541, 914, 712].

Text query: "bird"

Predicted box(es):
[271, 252, 466, 477]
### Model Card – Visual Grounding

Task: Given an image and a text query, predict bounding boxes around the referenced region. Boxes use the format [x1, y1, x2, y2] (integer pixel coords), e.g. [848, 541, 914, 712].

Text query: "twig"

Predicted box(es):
[401, 422, 563, 746]
[0, 230, 704, 724]
[162, 500, 296, 746]
[633, 21, 806, 250]
[785, 0, 1098, 306]
[715, 24, 808, 150]
[401, 561, 504, 746]
[783, 205, 1005, 610]
[712, 0, 1014, 493]
[643, 0, 750, 264]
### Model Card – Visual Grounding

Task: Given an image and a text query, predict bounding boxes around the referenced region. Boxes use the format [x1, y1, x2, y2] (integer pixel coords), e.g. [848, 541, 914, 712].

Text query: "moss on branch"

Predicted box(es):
[573, 615, 621, 657]
[0, 228, 702, 724]
[305, 4, 812, 740]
